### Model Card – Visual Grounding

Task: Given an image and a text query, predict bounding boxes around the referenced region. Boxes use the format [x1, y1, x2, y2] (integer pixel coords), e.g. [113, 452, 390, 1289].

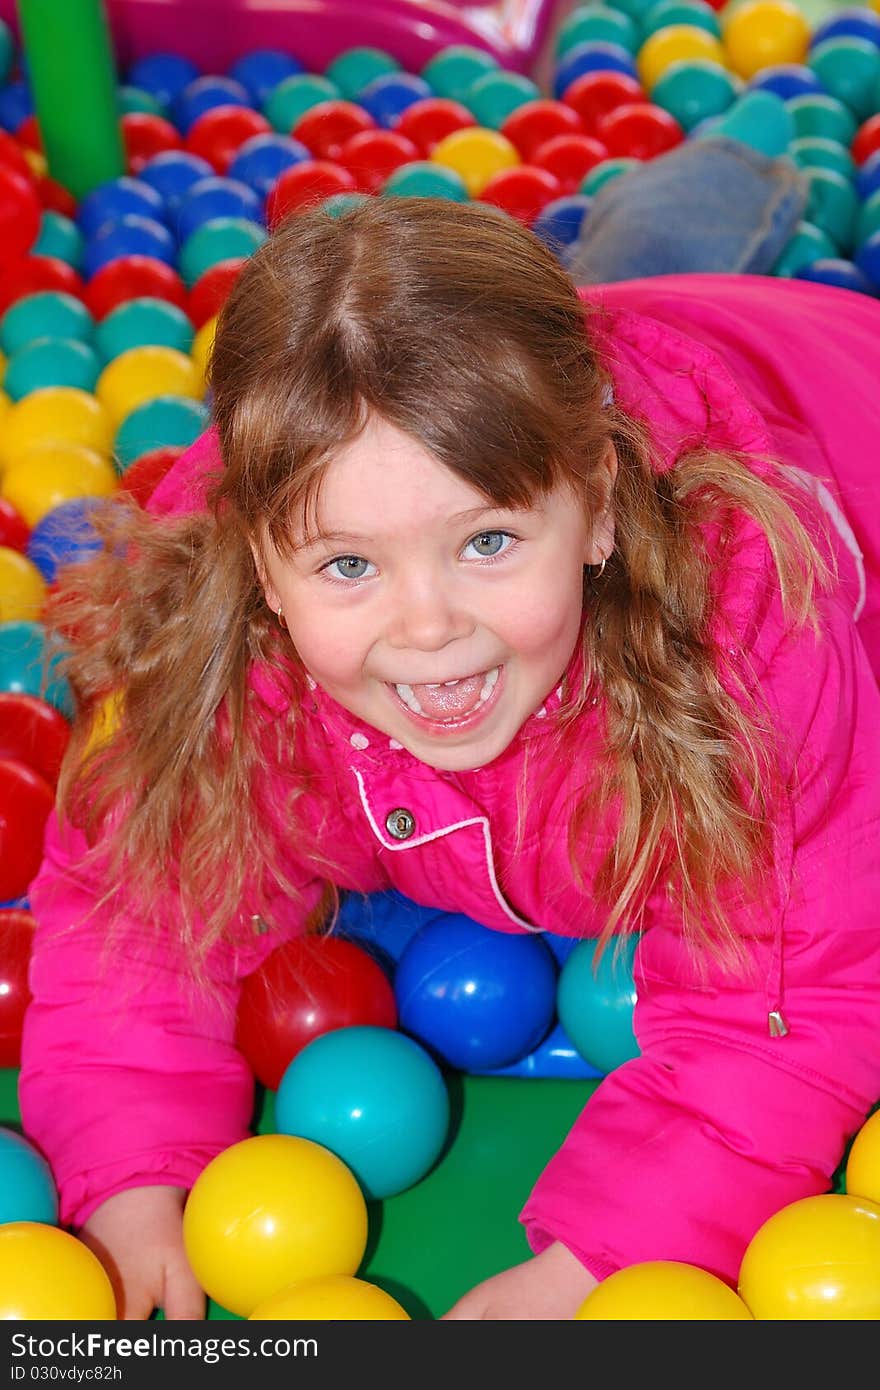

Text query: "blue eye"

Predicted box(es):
[322, 555, 374, 583]
[464, 530, 515, 559]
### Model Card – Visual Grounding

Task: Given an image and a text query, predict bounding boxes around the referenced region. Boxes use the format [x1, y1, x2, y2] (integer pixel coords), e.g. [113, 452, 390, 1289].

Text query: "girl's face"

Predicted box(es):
[257, 416, 614, 772]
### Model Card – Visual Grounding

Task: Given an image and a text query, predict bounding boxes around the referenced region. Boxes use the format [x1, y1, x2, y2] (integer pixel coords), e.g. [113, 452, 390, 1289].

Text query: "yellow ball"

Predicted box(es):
[1, 442, 118, 527]
[250, 1274, 410, 1320]
[182, 1134, 369, 1318]
[738, 1193, 880, 1319]
[846, 1111, 880, 1205]
[191, 315, 218, 385]
[575, 1260, 753, 1319]
[96, 345, 205, 428]
[722, 0, 810, 79]
[0, 546, 46, 622]
[637, 26, 727, 92]
[0, 386, 113, 469]
[23, 149, 48, 179]
[431, 127, 520, 196]
[0, 1222, 117, 1319]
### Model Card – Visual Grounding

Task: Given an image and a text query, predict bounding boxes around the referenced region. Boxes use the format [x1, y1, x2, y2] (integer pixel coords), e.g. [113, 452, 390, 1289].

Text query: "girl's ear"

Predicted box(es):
[584, 441, 618, 566]
[249, 539, 281, 615]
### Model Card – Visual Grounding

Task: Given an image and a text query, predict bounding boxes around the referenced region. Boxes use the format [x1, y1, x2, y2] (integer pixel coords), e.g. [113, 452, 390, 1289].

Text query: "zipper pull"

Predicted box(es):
[768, 1009, 789, 1038]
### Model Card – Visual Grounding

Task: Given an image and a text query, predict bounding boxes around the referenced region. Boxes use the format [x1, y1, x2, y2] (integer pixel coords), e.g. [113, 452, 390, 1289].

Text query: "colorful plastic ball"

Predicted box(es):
[178, 216, 266, 288]
[479, 163, 561, 222]
[227, 132, 310, 198]
[790, 135, 855, 180]
[324, 47, 401, 102]
[291, 99, 375, 161]
[580, 156, 641, 194]
[114, 395, 210, 472]
[431, 126, 520, 196]
[738, 1194, 880, 1319]
[558, 4, 640, 55]
[0, 164, 40, 261]
[465, 71, 542, 131]
[0, 1126, 57, 1224]
[116, 444, 183, 506]
[321, 192, 370, 216]
[137, 149, 214, 210]
[0, 255, 85, 318]
[380, 160, 470, 200]
[94, 296, 193, 365]
[0, 906, 36, 1065]
[642, 0, 722, 38]
[76, 175, 166, 238]
[358, 72, 433, 128]
[35, 175, 78, 222]
[250, 1273, 409, 1320]
[3, 337, 100, 404]
[126, 52, 201, 110]
[500, 99, 583, 160]
[808, 37, 880, 121]
[636, 25, 726, 91]
[25, 496, 106, 584]
[235, 934, 397, 1091]
[788, 93, 858, 146]
[0, 129, 32, 180]
[182, 1133, 368, 1318]
[794, 257, 877, 295]
[0, 18, 12, 85]
[188, 258, 245, 328]
[275, 1024, 449, 1200]
[84, 255, 188, 319]
[811, 6, 880, 49]
[855, 188, 880, 245]
[856, 228, 880, 287]
[555, 40, 640, 100]
[0, 1222, 117, 1318]
[857, 149, 880, 202]
[32, 211, 85, 271]
[2, 442, 117, 528]
[395, 97, 476, 156]
[118, 85, 165, 117]
[845, 1110, 880, 1204]
[0, 546, 45, 621]
[173, 175, 263, 243]
[0, 756, 54, 900]
[532, 133, 609, 192]
[0, 691, 69, 784]
[556, 935, 640, 1075]
[596, 100, 685, 157]
[264, 74, 341, 134]
[421, 44, 498, 105]
[0, 291, 93, 357]
[561, 69, 646, 133]
[0, 80, 33, 135]
[772, 218, 838, 275]
[228, 49, 306, 107]
[803, 167, 859, 251]
[338, 129, 419, 192]
[853, 114, 880, 167]
[265, 160, 357, 226]
[532, 193, 594, 250]
[394, 914, 558, 1071]
[652, 58, 740, 131]
[0, 385, 112, 466]
[0, 620, 71, 716]
[96, 344, 203, 428]
[186, 104, 272, 175]
[723, 0, 811, 78]
[576, 1261, 753, 1319]
[122, 111, 183, 175]
[84, 213, 177, 278]
[173, 75, 252, 136]
[747, 61, 823, 99]
[0, 498, 28, 553]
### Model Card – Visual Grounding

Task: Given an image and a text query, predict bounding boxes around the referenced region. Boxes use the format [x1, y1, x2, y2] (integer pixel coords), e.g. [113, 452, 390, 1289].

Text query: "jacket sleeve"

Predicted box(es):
[520, 583, 880, 1284]
[19, 813, 325, 1229]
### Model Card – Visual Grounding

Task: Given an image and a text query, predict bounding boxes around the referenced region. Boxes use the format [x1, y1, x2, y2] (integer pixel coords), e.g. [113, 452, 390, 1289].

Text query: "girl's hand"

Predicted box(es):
[79, 1185, 205, 1320]
[441, 1241, 599, 1320]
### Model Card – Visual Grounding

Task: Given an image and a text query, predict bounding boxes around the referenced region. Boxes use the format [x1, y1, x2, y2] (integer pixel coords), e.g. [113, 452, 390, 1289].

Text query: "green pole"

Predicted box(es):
[17, 0, 125, 199]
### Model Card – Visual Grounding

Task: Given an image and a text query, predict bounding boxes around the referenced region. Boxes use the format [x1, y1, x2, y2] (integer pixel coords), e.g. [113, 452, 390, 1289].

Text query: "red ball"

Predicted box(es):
[0, 254, 84, 316]
[0, 129, 33, 179]
[84, 255, 188, 319]
[292, 99, 376, 161]
[185, 104, 273, 175]
[500, 98, 583, 160]
[0, 498, 30, 553]
[235, 934, 398, 1091]
[14, 114, 41, 153]
[561, 70, 645, 135]
[34, 173, 78, 218]
[0, 908, 35, 1068]
[0, 757, 54, 901]
[395, 97, 476, 155]
[596, 101, 684, 160]
[0, 164, 41, 261]
[479, 164, 561, 224]
[853, 113, 880, 167]
[122, 111, 183, 175]
[265, 159, 358, 228]
[533, 132, 609, 193]
[117, 445, 185, 507]
[339, 128, 419, 192]
[0, 693, 70, 787]
[187, 256, 245, 328]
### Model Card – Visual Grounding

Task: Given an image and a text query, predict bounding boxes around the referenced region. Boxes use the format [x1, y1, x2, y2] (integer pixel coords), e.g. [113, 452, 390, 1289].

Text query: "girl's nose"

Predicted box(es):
[386, 576, 473, 654]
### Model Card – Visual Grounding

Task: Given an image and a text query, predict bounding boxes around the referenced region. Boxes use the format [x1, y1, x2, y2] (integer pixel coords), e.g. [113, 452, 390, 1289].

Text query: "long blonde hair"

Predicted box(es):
[50, 198, 831, 968]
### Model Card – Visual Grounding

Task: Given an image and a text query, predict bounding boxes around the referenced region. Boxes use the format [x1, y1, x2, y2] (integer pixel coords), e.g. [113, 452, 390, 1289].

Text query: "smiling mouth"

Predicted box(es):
[388, 666, 501, 724]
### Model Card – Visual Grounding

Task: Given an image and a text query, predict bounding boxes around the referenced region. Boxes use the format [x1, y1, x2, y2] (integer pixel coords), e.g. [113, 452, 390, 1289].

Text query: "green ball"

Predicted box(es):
[772, 219, 838, 276]
[1, 292, 94, 357]
[3, 337, 101, 402]
[420, 45, 498, 105]
[809, 37, 880, 121]
[324, 47, 400, 100]
[789, 136, 855, 181]
[556, 936, 640, 1076]
[803, 166, 858, 252]
[114, 394, 210, 471]
[94, 296, 194, 364]
[651, 59, 739, 133]
[556, 5, 639, 58]
[263, 74, 341, 133]
[380, 162, 470, 200]
[321, 192, 372, 217]
[464, 70, 541, 130]
[605, 0, 660, 21]
[699, 89, 793, 158]
[117, 84, 165, 116]
[0, 19, 14, 86]
[580, 157, 640, 195]
[856, 188, 880, 250]
[32, 211, 85, 271]
[642, 0, 721, 39]
[787, 94, 857, 147]
[178, 217, 267, 288]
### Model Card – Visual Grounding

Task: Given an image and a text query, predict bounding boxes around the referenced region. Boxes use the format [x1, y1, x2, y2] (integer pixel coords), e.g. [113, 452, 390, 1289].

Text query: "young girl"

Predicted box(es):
[19, 197, 880, 1321]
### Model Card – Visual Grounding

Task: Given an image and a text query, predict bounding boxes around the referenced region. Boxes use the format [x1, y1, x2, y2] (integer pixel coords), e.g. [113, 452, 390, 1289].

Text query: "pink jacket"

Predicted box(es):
[20, 275, 880, 1286]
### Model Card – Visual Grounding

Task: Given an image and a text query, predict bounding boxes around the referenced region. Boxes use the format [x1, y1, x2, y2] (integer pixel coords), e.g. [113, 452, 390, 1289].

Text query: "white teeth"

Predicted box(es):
[394, 682, 423, 714]
[393, 666, 500, 721]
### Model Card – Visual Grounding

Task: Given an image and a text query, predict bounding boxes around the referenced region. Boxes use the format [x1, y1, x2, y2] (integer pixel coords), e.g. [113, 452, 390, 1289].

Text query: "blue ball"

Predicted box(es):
[0, 79, 32, 133]
[474, 1019, 603, 1079]
[532, 193, 593, 252]
[856, 148, 880, 201]
[227, 48, 305, 105]
[394, 914, 558, 1071]
[811, 6, 880, 50]
[84, 215, 177, 277]
[26, 497, 105, 584]
[227, 133, 311, 199]
[126, 53, 201, 110]
[748, 63, 824, 99]
[855, 228, 880, 288]
[795, 256, 877, 295]
[0, 1127, 58, 1225]
[172, 75, 252, 134]
[138, 151, 214, 211]
[357, 72, 433, 127]
[337, 887, 441, 971]
[275, 1024, 450, 1199]
[76, 176, 167, 238]
[173, 176, 264, 241]
[556, 935, 640, 1075]
[554, 41, 638, 100]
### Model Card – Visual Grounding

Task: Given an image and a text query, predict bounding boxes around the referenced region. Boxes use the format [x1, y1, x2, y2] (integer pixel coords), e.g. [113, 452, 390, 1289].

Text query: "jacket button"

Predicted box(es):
[385, 807, 416, 840]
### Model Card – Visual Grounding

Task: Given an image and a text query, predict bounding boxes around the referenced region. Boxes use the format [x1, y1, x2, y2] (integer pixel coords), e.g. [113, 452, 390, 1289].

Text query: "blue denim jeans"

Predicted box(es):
[563, 135, 809, 283]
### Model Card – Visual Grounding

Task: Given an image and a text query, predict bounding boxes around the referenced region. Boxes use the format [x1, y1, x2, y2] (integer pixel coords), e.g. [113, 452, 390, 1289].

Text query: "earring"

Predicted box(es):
[590, 553, 607, 579]
[276, 604, 287, 630]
